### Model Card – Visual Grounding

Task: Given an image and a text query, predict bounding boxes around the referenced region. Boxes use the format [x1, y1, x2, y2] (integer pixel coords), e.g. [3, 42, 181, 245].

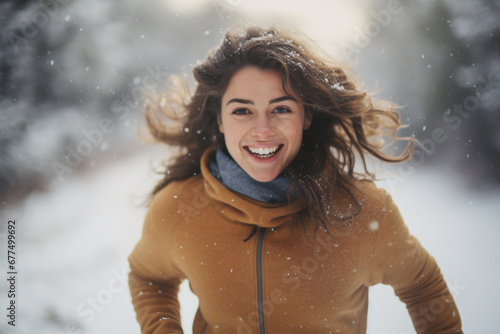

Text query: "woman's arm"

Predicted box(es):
[368, 192, 463, 333]
[129, 270, 184, 333]
[128, 185, 187, 334]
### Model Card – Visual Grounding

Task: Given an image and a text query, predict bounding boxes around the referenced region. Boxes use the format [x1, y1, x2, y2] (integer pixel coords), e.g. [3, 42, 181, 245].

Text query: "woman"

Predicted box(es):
[128, 25, 462, 333]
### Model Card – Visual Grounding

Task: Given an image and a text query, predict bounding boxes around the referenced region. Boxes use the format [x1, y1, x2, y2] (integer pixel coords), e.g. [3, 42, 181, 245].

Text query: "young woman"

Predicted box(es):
[128, 25, 462, 333]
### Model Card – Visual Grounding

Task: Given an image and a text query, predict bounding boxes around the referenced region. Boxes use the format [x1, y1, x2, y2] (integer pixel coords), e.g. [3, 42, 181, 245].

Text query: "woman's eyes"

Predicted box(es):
[231, 107, 292, 115]
[273, 107, 291, 114]
[232, 108, 251, 115]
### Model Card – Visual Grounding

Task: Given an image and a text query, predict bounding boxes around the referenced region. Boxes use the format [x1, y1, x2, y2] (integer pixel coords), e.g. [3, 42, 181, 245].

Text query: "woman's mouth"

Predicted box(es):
[245, 145, 283, 159]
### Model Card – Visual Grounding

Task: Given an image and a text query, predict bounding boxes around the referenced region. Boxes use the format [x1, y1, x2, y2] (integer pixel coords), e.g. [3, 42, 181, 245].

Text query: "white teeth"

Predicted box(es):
[249, 146, 279, 155]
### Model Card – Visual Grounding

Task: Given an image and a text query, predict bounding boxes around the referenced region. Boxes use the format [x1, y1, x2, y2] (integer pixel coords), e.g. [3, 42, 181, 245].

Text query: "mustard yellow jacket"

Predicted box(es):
[128, 147, 462, 333]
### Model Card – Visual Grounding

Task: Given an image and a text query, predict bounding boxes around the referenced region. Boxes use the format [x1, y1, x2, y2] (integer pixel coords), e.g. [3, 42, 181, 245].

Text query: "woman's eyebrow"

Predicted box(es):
[226, 95, 296, 106]
[226, 98, 254, 106]
[269, 96, 296, 104]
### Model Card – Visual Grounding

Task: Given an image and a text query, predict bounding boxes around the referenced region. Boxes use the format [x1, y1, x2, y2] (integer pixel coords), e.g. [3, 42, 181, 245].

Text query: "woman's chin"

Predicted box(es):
[246, 170, 280, 183]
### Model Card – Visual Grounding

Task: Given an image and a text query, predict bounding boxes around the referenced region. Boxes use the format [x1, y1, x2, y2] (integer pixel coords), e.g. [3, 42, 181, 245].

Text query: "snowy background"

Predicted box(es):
[1, 0, 499, 333]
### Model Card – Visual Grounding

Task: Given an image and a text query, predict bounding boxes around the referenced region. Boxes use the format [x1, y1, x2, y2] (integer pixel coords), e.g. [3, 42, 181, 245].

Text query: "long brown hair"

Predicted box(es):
[144, 25, 414, 232]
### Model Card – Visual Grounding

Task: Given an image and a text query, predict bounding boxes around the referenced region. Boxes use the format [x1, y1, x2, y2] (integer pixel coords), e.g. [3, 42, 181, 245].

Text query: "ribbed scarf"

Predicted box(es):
[208, 147, 296, 204]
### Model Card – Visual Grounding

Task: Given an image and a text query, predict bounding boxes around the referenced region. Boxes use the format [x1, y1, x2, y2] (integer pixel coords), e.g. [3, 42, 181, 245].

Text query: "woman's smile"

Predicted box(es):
[245, 144, 283, 159]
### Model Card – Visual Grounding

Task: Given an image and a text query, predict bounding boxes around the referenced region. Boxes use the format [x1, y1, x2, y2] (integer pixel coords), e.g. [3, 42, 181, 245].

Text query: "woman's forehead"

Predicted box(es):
[223, 66, 299, 101]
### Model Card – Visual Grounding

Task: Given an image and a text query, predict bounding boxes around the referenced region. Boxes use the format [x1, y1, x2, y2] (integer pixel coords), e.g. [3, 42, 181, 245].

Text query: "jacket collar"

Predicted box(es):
[201, 146, 306, 228]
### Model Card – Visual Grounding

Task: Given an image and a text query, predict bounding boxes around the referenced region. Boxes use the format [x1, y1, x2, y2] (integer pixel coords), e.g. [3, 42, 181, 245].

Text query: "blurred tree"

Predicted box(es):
[0, 0, 230, 204]
[362, 0, 500, 189]
[420, 0, 500, 188]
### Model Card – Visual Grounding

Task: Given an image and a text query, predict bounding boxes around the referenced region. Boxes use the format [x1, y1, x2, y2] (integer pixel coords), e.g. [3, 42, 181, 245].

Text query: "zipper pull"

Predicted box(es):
[243, 225, 258, 242]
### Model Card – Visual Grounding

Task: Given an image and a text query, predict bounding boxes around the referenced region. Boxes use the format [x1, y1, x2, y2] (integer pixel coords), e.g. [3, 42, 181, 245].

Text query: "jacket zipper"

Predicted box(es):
[256, 227, 266, 334]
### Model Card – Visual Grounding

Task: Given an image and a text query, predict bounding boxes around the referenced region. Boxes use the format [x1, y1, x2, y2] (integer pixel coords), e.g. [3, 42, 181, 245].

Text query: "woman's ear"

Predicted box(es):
[217, 114, 224, 133]
[304, 110, 312, 130]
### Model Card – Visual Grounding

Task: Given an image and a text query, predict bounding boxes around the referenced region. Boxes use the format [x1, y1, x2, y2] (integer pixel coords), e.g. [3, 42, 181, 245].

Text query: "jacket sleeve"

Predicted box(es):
[128, 186, 186, 334]
[368, 191, 462, 334]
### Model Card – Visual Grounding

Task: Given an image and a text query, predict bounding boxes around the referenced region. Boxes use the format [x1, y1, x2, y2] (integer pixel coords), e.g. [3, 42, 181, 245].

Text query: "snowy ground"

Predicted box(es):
[0, 149, 498, 334]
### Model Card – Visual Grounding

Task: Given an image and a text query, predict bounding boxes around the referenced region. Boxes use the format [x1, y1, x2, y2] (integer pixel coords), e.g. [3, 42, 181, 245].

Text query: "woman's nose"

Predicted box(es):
[251, 115, 275, 138]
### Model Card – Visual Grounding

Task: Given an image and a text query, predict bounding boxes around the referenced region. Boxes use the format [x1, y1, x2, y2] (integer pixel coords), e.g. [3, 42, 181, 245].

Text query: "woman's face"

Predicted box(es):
[219, 66, 311, 182]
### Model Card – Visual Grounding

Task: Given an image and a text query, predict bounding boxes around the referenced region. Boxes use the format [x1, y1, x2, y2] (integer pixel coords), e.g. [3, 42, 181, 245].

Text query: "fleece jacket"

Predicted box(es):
[128, 146, 462, 334]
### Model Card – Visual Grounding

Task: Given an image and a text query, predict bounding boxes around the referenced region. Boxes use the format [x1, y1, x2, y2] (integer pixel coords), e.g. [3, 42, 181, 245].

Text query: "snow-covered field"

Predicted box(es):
[0, 148, 498, 334]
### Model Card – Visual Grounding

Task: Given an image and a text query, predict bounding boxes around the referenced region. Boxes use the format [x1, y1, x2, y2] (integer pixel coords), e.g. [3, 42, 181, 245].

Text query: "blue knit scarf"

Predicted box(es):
[208, 147, 296, 204]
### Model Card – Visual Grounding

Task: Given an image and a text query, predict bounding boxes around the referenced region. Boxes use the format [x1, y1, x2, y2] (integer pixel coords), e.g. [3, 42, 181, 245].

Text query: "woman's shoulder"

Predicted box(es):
[349, 180, 409, 238]
[147, 175, 205, 220]
[349, 179, 388, 205]
[154, 174, 204, 199]
[350, 179, 397, 224]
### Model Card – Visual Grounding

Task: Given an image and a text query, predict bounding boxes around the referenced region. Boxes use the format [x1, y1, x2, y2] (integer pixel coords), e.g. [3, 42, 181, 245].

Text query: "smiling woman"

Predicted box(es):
[128, 25, 463, 334]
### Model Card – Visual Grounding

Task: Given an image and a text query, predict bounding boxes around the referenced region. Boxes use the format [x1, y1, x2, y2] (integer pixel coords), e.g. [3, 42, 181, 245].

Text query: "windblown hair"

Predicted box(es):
[144, 25, 414, 232]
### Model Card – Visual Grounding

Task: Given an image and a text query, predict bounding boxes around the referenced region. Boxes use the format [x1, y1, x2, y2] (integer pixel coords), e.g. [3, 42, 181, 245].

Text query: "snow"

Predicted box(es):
[0, 149, 498, 333]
